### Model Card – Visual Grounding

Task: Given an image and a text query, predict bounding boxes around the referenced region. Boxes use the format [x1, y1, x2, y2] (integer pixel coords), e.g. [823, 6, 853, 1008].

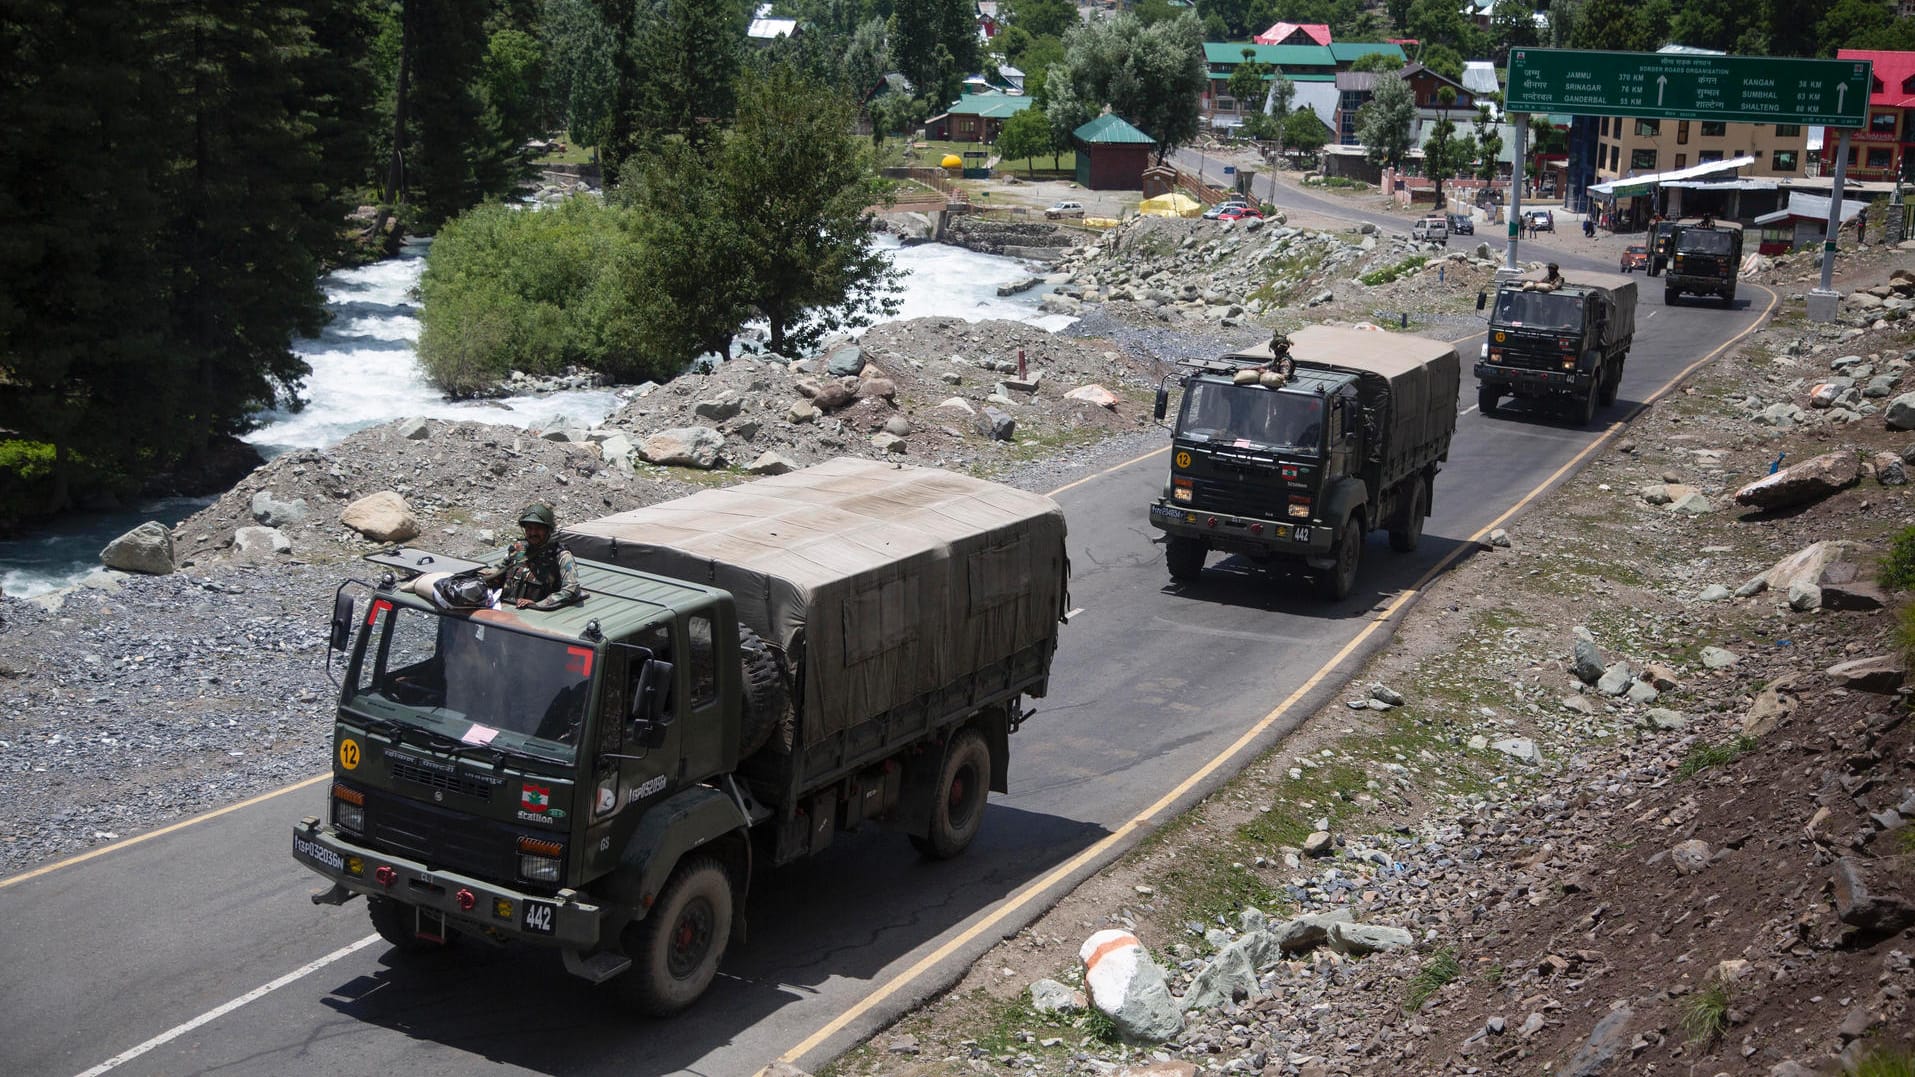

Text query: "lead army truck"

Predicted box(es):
[1146, 325, 1460, 600]
[1475, 271, 1638, 426]
[1662, 220, 1743, 306]
[293, 458, 1069, 1014]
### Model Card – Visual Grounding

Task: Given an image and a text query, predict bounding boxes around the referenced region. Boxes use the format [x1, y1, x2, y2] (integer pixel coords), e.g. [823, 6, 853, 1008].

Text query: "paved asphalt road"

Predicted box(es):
[1, 188, 1771, 1077]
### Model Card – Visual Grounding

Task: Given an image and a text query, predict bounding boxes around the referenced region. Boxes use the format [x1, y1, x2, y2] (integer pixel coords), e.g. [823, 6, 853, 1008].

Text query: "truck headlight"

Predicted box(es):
[1172, 487, 1192, 502]
[1287, 496, 1311, 519]
[518, 836, 563, 884]
[332, 783, 365, 834]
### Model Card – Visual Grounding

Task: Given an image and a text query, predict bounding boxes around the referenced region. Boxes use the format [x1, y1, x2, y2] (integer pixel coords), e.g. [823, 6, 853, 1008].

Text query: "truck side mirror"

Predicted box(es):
[330, 591, 355, 652]
[1153, 388, 1168, 421]
[1476, 290, 1487, 311]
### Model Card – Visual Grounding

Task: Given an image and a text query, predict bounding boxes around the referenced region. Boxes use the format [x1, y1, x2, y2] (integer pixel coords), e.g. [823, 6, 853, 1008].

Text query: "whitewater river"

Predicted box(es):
[0, 235, 1063, 596]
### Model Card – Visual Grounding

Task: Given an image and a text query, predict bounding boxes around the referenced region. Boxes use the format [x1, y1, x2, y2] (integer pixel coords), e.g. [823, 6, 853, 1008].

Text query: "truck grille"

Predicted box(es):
[1492, 348, 1563, 373]
[390, 757, 494, 802]
[1188, 477, 1281, 519]
[367, 791, 518, 883]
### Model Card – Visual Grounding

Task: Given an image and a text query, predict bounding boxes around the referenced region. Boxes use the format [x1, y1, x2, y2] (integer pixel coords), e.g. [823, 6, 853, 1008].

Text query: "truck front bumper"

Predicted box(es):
[1475, 361, 1591, 395]
[292, 819, 604, 949]
[1149, 501, 1333, 562]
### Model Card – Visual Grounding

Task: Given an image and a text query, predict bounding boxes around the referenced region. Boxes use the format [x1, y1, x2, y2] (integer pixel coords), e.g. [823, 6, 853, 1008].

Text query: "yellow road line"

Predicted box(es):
[0, 774, 328, 890]
[762, 285, 1778, 1072]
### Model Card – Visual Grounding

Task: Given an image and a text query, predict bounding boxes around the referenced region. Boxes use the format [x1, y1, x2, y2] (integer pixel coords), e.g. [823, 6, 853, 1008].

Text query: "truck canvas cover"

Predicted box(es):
[1229, 325, 1459, 486]
[560, 458, 1068, 741]
[1562, 271, 1638, 349]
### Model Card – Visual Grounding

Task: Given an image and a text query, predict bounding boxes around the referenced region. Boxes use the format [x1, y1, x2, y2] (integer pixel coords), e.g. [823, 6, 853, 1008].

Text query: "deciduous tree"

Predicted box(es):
[1048, 12, 1207, 164]
[1356, 70, 1414, 172]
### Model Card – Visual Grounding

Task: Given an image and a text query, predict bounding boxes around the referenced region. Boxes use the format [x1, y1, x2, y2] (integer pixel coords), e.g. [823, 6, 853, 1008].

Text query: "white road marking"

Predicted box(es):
[74, 934, 381, 1076]
[1064, 607, 1085, 621]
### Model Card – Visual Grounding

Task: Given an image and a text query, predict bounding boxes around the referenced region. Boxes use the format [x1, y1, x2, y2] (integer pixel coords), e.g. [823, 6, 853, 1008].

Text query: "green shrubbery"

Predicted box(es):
[1880, 525, 1915, 591]
[1361, 255, 1430, 286]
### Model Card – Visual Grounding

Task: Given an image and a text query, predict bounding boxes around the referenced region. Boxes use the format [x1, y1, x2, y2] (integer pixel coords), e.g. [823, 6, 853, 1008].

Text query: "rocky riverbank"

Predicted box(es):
[826, 251, 1915, 1076]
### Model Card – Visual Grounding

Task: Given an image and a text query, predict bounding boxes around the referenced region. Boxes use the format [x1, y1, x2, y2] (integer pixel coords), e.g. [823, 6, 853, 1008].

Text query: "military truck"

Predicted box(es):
[1146, 325, 1460, 600]
[293, 458, 1069, 1014]
[1475, 271, 1638, 426]
[1648, 220, 1679, 276]
[1663, 220, 1743, 305]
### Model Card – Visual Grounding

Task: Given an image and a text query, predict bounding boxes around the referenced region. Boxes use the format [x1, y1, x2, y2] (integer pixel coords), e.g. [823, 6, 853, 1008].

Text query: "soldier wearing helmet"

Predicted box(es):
[478, 503, 581, 610]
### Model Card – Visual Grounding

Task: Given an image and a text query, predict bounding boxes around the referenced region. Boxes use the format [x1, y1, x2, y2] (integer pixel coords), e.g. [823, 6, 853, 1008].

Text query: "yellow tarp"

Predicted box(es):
[1138, 193, 1202, 218]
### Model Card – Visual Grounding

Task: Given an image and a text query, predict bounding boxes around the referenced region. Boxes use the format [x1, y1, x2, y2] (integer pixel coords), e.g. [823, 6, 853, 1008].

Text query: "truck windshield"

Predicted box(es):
[345, 600, 594, 763]
[1178, 381, 1324, 453]
[1492, 290, 1583, 332]
[1676, 229, 1734, 255]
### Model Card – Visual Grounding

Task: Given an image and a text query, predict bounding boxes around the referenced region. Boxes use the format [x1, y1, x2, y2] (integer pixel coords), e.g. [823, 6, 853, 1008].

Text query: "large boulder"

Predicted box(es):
[232, 526, 292, 558]
[1065, 384, 1121, 409]
[1326, 921, 1415, 955]
[1826, 655, 1906, 693]
[825, 343, 866, 377]
[1181, 934, 1261, 1011]
[693, 390, 742, 422]
[340, 491, 420, 543]
[639, 426, 726, 469]
[1731, 451, 1860, 511]
[99, 521, 176, 575]
[249, 490, 308, 528]
[1885, 392, 1915, 430]
[976, 406, 1016, 441]
[1739, 540, 1863, 599]
[1080, 929, 1182, 1043]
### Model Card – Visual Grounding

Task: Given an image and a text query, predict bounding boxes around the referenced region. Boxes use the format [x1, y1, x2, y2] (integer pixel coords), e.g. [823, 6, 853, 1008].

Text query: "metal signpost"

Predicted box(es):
[1501, 49, 1873, 317]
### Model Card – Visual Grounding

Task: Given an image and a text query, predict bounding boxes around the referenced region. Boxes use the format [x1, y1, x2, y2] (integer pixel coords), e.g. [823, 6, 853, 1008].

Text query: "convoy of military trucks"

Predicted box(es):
[293, 208, 1726, 1015]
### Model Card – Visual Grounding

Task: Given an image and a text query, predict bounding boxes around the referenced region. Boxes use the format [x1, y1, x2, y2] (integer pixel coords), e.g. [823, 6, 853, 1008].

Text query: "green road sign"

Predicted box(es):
[1507, 49, 1872, 128]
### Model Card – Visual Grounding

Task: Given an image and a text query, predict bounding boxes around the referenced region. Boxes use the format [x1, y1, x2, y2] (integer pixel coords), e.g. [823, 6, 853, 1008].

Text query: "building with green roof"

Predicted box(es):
[925, 90, 1033, 143]
[1202, 41, 1407, 131]
[1072, 114, 1155, 190]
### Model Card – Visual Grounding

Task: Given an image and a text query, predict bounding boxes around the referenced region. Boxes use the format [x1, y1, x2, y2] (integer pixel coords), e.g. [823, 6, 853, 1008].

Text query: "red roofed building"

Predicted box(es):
[1254, 22, 1331, 46]
[1821, 49, 1915, 181]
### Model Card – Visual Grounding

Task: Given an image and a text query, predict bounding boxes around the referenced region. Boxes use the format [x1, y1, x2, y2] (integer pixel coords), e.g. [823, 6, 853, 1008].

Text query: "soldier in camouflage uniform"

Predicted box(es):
[479, 503, 581, 610]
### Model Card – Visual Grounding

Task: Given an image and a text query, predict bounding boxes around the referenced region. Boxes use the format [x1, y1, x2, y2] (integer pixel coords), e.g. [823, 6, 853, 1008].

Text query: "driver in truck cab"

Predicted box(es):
[479, 503, 582, 610]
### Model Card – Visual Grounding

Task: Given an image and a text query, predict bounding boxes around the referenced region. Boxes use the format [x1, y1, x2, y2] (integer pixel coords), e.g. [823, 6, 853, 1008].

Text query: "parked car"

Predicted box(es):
[1044, 200, 1085, 220]
[1447, 213, 1474, 235]
[1620, 245, 1649, 273]
[1522, 209, 1555, 232]
[1202, 199, 1248, 220]
[1217, 205, 1263, 222]
[1411, 215, 1449, 244]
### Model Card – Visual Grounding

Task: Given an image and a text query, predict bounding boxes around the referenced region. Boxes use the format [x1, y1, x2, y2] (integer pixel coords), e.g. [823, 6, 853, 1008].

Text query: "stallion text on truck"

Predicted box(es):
[293, 458, 1069, 1014]
[1475, 271, 1638, 426]
[1663, 220, 1742, 306]
[1147, 324, 1460, 600]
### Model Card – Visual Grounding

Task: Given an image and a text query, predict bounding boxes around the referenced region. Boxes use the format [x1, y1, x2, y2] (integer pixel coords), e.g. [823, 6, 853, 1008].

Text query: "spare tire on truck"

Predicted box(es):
[737, 625, 792, 757]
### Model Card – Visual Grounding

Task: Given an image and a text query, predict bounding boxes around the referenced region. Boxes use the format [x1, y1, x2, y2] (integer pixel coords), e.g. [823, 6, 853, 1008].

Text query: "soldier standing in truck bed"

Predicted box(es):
[480, 503, 581, 610]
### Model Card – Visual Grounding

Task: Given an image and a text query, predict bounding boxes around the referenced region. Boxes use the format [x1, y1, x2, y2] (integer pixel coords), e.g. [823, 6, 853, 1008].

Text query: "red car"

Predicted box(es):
[1217, 206, 1263, 222]
[1621, 245, 1648, 273]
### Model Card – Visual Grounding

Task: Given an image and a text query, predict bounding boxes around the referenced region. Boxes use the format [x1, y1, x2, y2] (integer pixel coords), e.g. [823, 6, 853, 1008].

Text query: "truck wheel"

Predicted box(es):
[737, 625, 791, 757]
[1576, 381, 1599, 427]
[367, 896, 454, 955]
[1388, 477, 1426, 553]
[1315, 515, 1362, 600]
[618, 856, 733, 1016]
[914, 730, 990, 859]
[1476, 386, 1500, 415]
[1665, 286, 1679, 306]
[1165, 536, 1206, 581]
[1599, 364, 1621, 406]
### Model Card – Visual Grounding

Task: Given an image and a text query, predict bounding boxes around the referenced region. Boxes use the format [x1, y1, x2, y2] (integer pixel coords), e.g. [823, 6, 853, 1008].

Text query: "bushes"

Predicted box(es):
[417, 198, 668, 396]
[1361, 255, 1430, 286]
[1880, 525, 1915, 591]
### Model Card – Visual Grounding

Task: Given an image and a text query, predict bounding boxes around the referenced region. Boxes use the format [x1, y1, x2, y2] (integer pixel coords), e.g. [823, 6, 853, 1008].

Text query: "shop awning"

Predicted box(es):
[1589, 156, 1754, 199]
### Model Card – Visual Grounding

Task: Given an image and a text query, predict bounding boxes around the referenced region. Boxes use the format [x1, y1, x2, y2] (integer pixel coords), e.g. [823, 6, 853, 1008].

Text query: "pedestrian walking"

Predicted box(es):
[1855, 213, 1867, 247]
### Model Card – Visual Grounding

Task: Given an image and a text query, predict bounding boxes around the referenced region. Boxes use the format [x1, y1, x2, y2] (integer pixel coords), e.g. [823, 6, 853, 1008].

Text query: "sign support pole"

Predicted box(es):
[1808, 128, 1852, 323]
[1501, 112, 1527, 280]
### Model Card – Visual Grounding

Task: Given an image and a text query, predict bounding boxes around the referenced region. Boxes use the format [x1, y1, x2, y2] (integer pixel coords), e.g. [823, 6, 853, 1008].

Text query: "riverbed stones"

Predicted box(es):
[1670, 838, 1713, 875]
[99, 521, 176, 575]
[825, 344, 866, 377]
[1326, 921, 1414, 955]
[249, 491, 308, 528]
[395, 416, 432, 440]
[746, 451, 798, 476]
[1029, 978, 1085, 1014]
[339, 491, 419, 543]
[639, 426, 725, 469]
[1080, 929, 1181, 1043]
[1732, 451, 1860, 510]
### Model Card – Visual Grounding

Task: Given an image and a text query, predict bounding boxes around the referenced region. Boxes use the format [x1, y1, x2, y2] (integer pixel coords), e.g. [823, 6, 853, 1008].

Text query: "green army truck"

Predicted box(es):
[1475, 271, 1638, 426]
[293, 458, 1069, 1014]
[1146, 325, 1460, 600]
[1663, 220, 1743, 306]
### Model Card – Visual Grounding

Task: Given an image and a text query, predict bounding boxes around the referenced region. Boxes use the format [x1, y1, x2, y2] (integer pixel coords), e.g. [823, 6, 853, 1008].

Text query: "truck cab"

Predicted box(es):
[1663, 221, 1742, 305]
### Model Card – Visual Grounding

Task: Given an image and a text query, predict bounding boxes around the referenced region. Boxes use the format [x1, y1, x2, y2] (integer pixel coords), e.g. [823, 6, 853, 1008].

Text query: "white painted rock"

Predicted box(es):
[1080, 929, 1181, 1042]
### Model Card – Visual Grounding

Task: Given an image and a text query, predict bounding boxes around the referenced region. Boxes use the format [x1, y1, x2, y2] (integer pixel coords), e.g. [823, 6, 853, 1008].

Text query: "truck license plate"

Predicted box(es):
[521, 900, 556, 935]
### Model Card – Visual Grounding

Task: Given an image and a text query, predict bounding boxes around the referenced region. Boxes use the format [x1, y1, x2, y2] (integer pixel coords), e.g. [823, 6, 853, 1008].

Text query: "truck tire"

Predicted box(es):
[1477, 386, 1500, 415]
[1315, 515, 1362, 600]
[618, 855, 733, 1016]
[737, 625, 790, 757]
[1665, 286, 1679, 306]
[367, 895, 454, 955]
[1388, 477, 1426, 553]
[1599, 363, 1621, 406]
[1165, 536, 1206, 581]
[913, 730, 991, 859]
[1576, 380, 1599, 427]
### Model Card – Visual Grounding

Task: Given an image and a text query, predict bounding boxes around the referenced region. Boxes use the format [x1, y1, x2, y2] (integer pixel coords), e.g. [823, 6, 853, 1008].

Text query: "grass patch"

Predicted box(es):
[1881, 526, 1915, 591]
[1360, 255, 1431, 286]
[1680, 981, 1732, 1045]
[1676, 736, 1758, 780]
[1895, 828, 1915, 856]
[1856, 1046, 1915, 1077]
[1404, 947, 1461, 1011]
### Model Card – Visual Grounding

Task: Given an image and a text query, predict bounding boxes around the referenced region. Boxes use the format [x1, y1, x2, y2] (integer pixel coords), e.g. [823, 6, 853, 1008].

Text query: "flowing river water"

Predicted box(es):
[1, 236, 1063, 597]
